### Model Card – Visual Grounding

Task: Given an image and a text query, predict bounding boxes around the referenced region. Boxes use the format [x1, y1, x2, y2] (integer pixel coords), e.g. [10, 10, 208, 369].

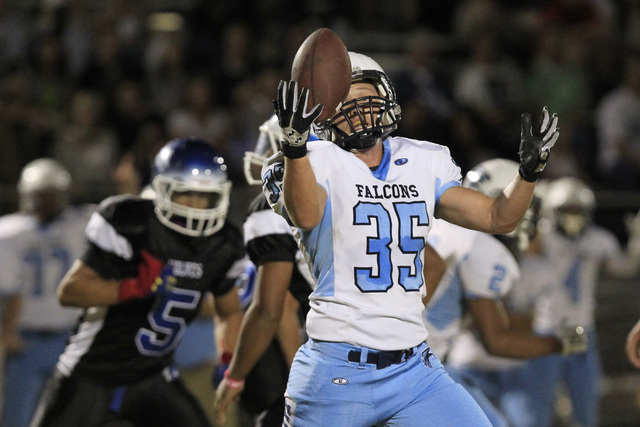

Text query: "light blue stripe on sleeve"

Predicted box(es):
[300, 180, 335, 297]
[435, 178, 461, 204]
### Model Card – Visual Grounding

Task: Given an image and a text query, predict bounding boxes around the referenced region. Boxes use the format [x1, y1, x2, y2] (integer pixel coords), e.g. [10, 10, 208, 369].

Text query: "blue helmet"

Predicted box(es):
[151, 137, 231, 236]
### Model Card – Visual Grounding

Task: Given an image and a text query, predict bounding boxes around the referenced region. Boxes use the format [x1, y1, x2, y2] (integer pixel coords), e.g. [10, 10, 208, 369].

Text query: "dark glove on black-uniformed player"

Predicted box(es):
[518, 106, 559, 182]
[273, 80, 323, 159]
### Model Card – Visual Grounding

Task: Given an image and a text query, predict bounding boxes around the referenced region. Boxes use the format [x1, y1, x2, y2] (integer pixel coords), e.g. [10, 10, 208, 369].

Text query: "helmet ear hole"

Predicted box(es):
[152, 137, 231, 237]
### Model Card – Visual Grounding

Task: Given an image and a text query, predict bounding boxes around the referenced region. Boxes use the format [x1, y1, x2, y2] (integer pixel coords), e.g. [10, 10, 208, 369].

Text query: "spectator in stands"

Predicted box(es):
[166, 75, 232, 158]
[51, 90, 120, 204]
[453, 28, 527, 159]
[595, 48, 640, 190]
[392, 29, 456, 146]
[524, 24, 593, 180]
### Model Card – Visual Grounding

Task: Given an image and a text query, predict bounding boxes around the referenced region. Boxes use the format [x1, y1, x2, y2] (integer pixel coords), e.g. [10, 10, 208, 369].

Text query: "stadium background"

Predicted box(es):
[0, 0, 638, 425]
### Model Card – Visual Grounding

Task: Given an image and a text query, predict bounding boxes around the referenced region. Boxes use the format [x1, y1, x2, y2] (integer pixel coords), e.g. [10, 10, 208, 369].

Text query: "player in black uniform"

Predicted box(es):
[30, 137, 246, 427]
[215, 115, 316, 427]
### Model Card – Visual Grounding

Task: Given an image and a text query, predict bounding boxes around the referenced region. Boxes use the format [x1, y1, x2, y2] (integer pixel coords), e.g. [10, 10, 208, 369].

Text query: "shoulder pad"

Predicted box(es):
[97, 195, 154, 234]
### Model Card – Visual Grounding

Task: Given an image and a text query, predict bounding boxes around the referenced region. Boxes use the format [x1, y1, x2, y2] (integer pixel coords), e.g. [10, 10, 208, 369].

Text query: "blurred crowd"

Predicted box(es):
[0, 0, 639, 236]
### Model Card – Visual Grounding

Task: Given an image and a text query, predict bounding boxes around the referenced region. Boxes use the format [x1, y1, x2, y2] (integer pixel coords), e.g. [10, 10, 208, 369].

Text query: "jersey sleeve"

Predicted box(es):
[261, 152, 288, 221]
[244, 204, 298, 266]
[81, 198, 142, 280]
[214, 256, 251, 297]
[431, 145, 462, 205]
[459, 233, 520, 300]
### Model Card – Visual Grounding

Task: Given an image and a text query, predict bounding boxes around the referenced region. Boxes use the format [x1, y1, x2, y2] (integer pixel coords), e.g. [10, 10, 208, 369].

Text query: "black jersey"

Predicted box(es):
[243, 193, 315, 314]
[56, 194, 245, 386]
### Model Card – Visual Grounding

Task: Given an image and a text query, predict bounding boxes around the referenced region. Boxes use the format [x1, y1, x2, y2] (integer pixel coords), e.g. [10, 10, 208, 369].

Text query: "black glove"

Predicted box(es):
[273, 80, 323, 159]
[518, 107, 559, 182]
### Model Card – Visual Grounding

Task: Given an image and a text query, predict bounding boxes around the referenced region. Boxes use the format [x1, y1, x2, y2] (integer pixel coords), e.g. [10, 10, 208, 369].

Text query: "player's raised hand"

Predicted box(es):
[273, 80, 323, 159]
[518, 107, 559, 182]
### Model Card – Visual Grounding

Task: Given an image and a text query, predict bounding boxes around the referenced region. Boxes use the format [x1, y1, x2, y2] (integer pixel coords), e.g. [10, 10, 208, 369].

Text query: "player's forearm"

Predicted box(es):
[283, 157, 325, 229]
[276, 294, 302, 367]
[481, 331, 562, 358]
[57, 261, 119, 307]
[216, 310, 243, 355]
[227, 302, 283, 380]
[491, 175, 535, 234]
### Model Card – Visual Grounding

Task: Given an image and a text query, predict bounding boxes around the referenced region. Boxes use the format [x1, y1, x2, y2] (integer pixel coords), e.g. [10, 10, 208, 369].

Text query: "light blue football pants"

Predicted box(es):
[283, 339, 491, 426]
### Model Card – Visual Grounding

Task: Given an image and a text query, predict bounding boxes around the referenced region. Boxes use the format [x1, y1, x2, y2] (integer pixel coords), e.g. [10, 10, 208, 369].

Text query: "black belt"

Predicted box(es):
[348, 348, 414, 369]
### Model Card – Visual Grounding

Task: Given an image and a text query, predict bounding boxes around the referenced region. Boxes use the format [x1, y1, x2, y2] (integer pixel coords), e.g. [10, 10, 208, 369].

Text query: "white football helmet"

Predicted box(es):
[464, 158, 541, 252]
[243, 114, 282, 186]
[18, 158, 71, 220]
[543, 177, 595, 238]
[151, 137, 231, 237]
[314, 51, 401, 151]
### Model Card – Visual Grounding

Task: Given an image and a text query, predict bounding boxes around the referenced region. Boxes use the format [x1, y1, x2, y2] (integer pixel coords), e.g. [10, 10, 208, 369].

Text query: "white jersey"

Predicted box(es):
[262, 137, 462, 350]
[424, 219, 520, 360]
[0, 205, 94, 331]
[533, 225, 620, 333]
[446, 248, 558, 372]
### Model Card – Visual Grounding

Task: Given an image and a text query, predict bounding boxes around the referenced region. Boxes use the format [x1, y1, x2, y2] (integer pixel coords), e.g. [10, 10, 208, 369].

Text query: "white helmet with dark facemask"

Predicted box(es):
[314, 52, 402, 151]
[243, 114, 282, 186]
[543, 177, 595, 239]
[464, 158, 541, 252]
[18, 158, 71, 221]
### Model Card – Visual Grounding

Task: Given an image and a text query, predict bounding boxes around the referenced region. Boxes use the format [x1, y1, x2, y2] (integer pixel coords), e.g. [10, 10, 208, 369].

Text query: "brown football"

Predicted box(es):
[291, 28, 351, 123]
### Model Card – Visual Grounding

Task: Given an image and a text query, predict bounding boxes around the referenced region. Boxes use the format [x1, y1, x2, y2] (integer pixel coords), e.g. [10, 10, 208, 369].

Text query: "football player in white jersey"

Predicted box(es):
[215, 115, 447, 426]
[0, 159, 93, 427]
[426, 161, 586, 427]
[513, 177, 640, 427]
[264, 51, 560, 426]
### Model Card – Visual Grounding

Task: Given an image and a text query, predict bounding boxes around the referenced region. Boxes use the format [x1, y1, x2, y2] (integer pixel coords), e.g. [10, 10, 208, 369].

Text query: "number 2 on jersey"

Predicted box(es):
[353, 201, 429, 293]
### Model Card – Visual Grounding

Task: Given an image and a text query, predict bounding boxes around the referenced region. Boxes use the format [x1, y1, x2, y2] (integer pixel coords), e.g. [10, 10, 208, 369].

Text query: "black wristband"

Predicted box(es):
[518, 165, 538, 183]
[282, 142, 307, 159]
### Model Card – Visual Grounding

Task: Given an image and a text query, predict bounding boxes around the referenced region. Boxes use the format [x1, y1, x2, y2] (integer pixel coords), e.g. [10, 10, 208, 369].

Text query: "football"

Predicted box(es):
[291, 28, 351, 123]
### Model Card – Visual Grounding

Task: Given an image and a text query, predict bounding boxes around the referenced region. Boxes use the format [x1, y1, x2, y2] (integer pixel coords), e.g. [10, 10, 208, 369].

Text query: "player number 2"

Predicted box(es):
[353, 201, 429, 292]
